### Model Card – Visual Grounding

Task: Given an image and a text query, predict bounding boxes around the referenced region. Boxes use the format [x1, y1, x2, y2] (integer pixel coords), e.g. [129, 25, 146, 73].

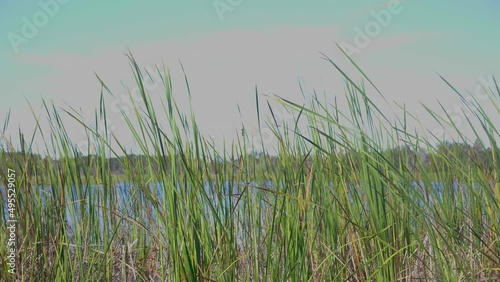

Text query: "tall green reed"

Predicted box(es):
[0, 51, 498, 281]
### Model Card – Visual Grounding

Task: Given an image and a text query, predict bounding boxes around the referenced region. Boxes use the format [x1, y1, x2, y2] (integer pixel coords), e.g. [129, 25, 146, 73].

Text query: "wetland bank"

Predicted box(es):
[1, 54, 499, 281]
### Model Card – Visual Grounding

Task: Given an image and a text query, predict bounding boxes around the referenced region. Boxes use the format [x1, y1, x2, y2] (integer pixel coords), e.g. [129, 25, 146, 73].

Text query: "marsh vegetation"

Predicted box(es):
[1, 53, 499, 281]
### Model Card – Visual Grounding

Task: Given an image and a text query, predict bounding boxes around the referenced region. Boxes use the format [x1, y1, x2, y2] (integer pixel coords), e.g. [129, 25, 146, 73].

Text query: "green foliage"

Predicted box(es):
[0, 52, 499, 281]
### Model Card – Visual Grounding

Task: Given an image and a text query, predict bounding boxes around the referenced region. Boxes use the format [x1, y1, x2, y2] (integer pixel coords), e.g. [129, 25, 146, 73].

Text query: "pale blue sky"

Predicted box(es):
[1, 0, 499, 151]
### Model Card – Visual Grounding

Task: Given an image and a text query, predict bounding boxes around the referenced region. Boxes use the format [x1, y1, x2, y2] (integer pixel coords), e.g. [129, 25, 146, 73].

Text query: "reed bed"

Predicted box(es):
[0, 52, 499, 281]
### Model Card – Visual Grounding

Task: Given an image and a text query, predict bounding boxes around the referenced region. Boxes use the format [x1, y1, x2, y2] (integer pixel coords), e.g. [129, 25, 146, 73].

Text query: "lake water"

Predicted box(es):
[1, 180, 495, 244]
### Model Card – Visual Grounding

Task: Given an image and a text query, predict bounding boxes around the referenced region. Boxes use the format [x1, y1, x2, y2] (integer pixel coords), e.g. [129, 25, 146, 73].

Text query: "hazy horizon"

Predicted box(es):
[1, 0, 499, 154]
